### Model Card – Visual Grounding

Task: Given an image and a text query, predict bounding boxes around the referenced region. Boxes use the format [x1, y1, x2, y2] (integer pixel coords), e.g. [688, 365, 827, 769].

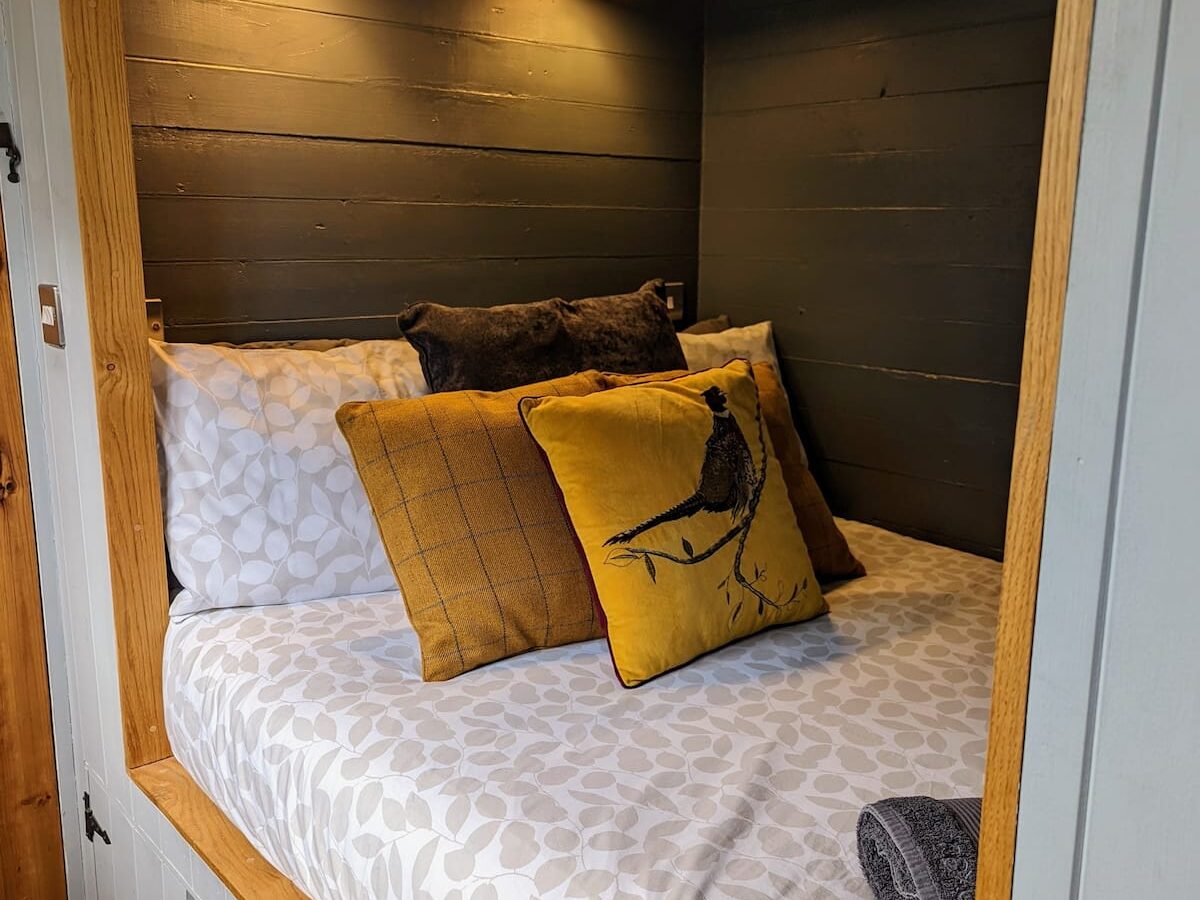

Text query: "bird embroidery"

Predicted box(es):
[605, 385, 758, 546]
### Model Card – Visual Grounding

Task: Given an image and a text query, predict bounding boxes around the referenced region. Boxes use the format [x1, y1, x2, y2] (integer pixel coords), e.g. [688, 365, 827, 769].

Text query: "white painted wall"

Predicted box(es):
[0, 0, 232, 897]
[1015, 0, 1199, 896]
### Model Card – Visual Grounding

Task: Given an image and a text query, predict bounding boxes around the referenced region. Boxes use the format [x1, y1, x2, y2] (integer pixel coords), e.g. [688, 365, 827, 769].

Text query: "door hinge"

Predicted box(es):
[0, 122, 22, 183]
[83, 792, 111, 845]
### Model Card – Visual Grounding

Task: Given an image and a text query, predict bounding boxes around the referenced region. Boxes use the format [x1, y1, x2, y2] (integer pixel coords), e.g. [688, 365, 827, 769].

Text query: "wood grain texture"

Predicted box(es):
[707, 0, 1055, 62]
[131, 758, 305, 899]
[127, 59, 700, 161]
[818, 461, 1009, 557]
[0, 201, 69, 899]
[706, 16, 1053, 113]
[138, 198, 698, 262]
[701, 145, 1043, 210]
[131, 129, 700, 207]
[700, 0, 1051, 555]
[243, 0, 703, 61]
[702, 207, 1037, 268]
[977, 0, 1095, 896]
[124, 0, 699, 113]
[59, 0, 171, 768]
[124, 0, 703, 335]
[147, 255, 696, 332]
[704, 84, 1051, 160]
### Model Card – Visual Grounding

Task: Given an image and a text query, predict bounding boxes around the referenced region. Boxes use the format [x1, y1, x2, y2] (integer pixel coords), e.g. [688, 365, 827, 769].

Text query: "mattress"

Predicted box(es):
[164, 521, 1000, 900]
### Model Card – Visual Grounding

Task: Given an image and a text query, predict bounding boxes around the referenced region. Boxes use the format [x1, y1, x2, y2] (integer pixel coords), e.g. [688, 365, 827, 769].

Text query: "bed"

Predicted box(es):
[164, 520, 999, 900]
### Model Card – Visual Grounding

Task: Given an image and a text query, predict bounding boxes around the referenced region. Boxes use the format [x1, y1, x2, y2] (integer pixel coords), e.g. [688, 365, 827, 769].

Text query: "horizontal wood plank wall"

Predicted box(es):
[122, 0, 703, 341]
[700, 0, 1056, 557]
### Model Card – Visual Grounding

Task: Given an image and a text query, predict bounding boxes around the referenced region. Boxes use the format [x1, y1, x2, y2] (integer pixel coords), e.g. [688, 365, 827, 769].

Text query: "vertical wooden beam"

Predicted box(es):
[58, 0, 171, 768]
[976, 0, 1096, 897]
[0, 198, 69, 899]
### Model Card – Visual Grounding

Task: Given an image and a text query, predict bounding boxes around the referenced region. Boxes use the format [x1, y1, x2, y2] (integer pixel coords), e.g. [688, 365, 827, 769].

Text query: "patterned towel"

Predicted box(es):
[857, 796, 982, 900]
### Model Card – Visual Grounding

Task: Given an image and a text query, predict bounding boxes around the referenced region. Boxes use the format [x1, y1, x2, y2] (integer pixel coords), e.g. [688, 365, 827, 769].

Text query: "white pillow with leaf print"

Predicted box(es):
[677, 320, 782, 375]
[150, 340, 428, 616]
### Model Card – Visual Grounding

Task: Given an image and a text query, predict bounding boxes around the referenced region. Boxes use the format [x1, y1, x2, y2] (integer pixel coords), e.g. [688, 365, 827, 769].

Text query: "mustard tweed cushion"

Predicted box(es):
[337, 371, 607, 680]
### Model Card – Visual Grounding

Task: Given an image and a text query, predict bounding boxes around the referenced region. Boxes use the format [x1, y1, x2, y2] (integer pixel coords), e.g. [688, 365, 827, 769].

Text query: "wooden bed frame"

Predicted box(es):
[58, 0, 1094, 896]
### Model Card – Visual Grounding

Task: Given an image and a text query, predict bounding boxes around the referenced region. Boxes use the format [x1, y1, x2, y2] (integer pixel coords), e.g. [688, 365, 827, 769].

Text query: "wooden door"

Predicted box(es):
[0, 197, 68, 895]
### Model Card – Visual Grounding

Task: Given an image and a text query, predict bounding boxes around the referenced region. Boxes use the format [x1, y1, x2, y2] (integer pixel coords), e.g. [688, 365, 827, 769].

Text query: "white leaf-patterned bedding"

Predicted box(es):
[164, 520, 999, 900]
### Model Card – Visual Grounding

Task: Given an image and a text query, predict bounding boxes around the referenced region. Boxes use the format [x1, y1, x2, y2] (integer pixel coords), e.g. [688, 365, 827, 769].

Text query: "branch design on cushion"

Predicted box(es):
[602, 382, 804, 625]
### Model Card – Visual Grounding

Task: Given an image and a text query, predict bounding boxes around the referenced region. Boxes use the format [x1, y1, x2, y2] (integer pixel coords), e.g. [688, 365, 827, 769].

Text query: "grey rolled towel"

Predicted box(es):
[857, 796, 982, 900]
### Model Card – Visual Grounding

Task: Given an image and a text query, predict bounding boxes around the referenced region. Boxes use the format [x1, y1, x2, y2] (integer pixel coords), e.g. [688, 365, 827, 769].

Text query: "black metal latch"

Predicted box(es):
[0, 122, 22, 183]
[83, 792, 111, 845]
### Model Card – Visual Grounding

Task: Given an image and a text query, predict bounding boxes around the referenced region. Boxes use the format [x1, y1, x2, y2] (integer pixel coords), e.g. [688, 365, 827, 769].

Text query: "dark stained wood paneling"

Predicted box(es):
[706, 16, 1053, 113]
[146, 256, 697, 327]
[127, 59, 700, 160]
[704, 83, 1050, 161]
[700, 260, 1032, 327]
[246, 0, 703, 61]
[701, 0, 1052, 556]
[701, 145, 1043, 210]
[780, 358, 1020, 441]
[139, 197, 697, 262]
[707, 0, 1055, 62]
[124, 0, 703, 335]
[703, 207, 1037, 267]
[132, 129, 700, 207]
[818, 461, 1010, 557]
[773, 316, 1026, 386]
[798, 407, 1017, 497]
[126, 0, 699, 113]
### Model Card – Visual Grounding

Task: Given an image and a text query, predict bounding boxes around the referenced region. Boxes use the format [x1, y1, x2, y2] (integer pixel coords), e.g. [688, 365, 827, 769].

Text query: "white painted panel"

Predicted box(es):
[134, 828, 164, 900]
[1074, 0, 1200, 893]
[1021, 0, 1200, 895]
[1012, 0, 1169, 894]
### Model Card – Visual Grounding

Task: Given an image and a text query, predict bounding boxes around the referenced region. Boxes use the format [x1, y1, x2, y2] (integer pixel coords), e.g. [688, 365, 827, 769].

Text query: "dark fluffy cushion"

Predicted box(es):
[398, 280, 687, 393]
[682, 314, 731, 335]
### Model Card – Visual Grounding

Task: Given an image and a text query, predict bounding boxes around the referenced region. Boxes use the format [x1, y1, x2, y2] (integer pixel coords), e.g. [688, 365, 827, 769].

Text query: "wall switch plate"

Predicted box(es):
[663, 281, 686, 323]
[38, 284, 64, 348]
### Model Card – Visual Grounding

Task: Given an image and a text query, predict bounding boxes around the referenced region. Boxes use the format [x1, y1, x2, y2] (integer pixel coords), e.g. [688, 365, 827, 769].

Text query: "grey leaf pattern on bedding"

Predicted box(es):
[165, 521, 999, 900]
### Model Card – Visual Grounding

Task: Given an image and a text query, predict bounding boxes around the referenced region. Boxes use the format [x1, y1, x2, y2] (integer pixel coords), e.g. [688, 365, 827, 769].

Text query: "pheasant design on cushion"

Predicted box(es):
[605, 385, 757, 546]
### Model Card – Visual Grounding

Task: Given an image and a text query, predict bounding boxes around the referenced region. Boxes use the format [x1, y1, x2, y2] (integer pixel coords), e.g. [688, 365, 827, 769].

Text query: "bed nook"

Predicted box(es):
[61, 0, 1092, 897]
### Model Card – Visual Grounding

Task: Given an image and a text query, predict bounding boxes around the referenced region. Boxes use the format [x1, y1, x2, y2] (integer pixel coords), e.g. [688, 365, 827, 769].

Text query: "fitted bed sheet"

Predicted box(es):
[164, 520, 1000, 900]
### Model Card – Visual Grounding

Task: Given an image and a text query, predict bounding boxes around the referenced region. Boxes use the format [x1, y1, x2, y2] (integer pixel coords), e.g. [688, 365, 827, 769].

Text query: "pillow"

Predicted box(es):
[219, 338, 361, 351]
[336, 372, 608, 681]
[150, 339, 428, 616]
[522, 360, 827, 687]
[677, 320, 782, 377]
[398, 280, 686, 393]
[678, 320, 803, 464]
[682, 314, 731, 335]
[603, 363, 865, 583]
[750, 363, 865, 581]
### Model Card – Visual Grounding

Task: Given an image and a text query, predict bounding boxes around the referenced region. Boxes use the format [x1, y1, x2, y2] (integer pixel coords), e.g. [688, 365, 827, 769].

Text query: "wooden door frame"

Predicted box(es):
[975, 3, 1095, 897]
[56, 0, 1095, 896]
[0, 185, 68, 896]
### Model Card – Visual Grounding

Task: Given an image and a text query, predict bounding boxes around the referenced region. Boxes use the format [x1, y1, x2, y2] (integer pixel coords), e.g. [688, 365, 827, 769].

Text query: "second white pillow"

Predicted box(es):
[677, 320, 782, 375]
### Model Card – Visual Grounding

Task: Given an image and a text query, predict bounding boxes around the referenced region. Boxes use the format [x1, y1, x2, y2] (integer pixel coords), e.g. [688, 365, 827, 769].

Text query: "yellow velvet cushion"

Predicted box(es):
[521, 360, 826, 687]
[602, 364, 865, 583]
[337, 371, 607, 681]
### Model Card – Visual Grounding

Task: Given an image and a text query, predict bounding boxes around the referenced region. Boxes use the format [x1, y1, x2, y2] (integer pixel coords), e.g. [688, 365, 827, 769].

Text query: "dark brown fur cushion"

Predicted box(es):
[398, 280, 687, 393]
